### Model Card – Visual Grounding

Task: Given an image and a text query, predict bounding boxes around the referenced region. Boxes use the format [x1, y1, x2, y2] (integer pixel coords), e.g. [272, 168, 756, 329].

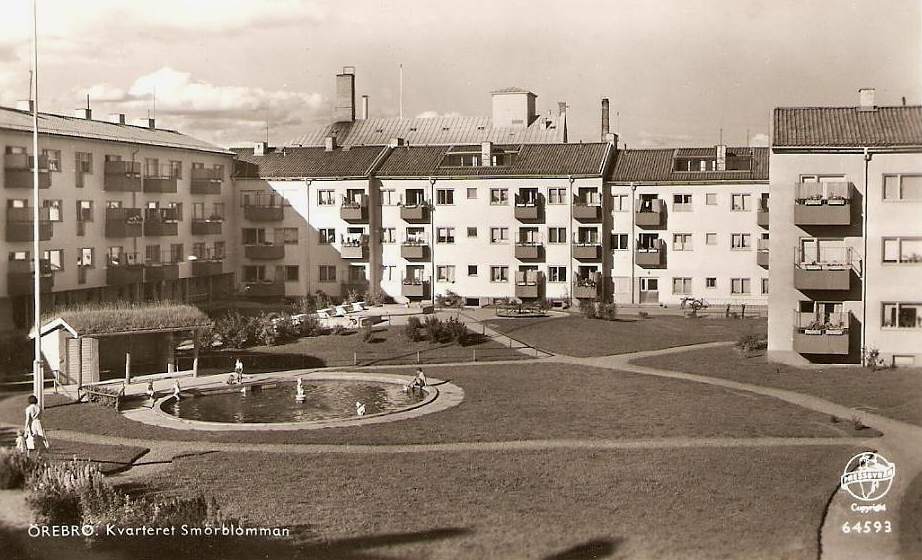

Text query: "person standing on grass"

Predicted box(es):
[234, 358, 244, 383]
[23, 395, 48, 452]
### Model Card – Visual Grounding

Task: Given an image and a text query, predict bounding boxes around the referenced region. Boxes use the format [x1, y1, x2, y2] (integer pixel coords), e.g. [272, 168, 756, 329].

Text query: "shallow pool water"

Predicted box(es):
[161, 379, 424, 423]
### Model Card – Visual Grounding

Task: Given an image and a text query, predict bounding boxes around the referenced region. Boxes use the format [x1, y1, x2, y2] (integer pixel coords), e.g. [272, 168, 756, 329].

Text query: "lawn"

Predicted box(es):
[128, 445, 861, 559]
[632, 346, 922, 427]
[484, 314, 766, 357]
[0, 362, 872, 446]
[900, 471, 922, 560]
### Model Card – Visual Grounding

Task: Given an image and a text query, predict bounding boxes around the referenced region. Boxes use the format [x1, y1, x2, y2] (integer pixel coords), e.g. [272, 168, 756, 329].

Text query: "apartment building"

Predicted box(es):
[0, 104, 235, 333]
[768, 89, 922, 366]
[607, 146, 770, 307]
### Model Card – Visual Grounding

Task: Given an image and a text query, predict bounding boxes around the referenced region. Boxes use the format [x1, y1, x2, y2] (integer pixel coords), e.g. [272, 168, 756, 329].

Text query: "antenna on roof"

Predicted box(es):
[152, 86, 156, 120]
[719, 126, 723, 145]
[265, 103, 270, 145]
[746, 128, 750, 147]
[86, 94, 90, 111]
[399, 63, 404, 120]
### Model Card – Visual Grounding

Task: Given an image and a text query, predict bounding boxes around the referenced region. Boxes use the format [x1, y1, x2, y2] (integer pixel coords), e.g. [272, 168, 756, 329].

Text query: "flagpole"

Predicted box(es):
[32, 0, 43, 409]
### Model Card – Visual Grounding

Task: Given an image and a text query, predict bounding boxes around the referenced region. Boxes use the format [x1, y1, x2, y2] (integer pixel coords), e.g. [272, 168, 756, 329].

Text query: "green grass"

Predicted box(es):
[633, 346, 922, 426]
[484, 314, 766, 357]
[900, 470, 922, 560]
[43, 301, 211, 335]
[137, 445, 860, 559]
[0, 362, 869, 445]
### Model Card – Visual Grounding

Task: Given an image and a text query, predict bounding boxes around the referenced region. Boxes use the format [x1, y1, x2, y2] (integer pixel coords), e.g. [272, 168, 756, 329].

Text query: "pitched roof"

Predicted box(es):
[607, 147, 769, 183]
[0, 106, 229, 154]
[376, 143, 611, 178]
[231, 146, 387, 179]
[490, 86, 535, 95]
[288, 115, 565, 147]
[773, 106, 922, 147]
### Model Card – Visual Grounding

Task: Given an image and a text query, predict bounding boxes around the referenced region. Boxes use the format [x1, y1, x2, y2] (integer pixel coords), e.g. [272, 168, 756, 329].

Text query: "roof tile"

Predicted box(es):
[773, 106, 922, 147]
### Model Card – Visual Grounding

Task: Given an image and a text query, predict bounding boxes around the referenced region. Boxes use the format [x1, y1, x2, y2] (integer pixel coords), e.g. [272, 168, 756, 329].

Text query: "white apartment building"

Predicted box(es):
[607, 146, 770, 307]
[768, 90, 922, 366]
[0, 104, 235, 334]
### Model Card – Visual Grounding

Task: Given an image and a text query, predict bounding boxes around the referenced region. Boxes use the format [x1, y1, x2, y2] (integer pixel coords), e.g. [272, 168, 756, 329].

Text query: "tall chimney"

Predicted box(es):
[716, 145, 727, 171]
[334, 66, 356, 123]
[361, 95, 369, 120]
[601, 98, 610, 141]
[858, 88, 876, 111]
[254, 142, 268, 156]
[481, 142, 493, 167]
[324, 136, 337, 152]
[108, 113, 126, 124]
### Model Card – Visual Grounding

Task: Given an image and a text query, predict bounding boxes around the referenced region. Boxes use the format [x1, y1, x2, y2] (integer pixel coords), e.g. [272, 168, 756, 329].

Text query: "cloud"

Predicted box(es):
[749, 132, 770, 147]
[414, 110, 463, 119]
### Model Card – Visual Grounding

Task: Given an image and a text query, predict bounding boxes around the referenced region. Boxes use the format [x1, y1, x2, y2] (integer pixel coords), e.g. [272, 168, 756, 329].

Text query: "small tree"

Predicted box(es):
[404, 316, 423, 342]
[299, 314, 323, 337]
[579, 299, 598, 319]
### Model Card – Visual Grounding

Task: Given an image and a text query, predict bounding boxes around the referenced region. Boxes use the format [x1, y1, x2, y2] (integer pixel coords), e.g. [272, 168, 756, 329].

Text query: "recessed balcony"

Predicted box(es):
[573, 273, 601, 299]
[340, 195, 369, 222]
[400, 204, 428, 222]
[401, 242, 428, 260]
[757, 207, 769, 228]
[635, 240, 665, 267]
[143, 219, 179, 237]
[793, 311, 851, 355]
[244, 244, 285, 260]
[635, 198, 664, 227]
[104, 208, 143, 238]
[103, 160, 142, 192]
[190, 167, 223, 194]
[401, 279, 429, 298]
[341, 242, 368, 259]
[572, 243, 601, 260]
[191, 219, 222, 235]
[757, 250, 769, 268]
[191, 259, 224, 276]
[143, 176, 178, 193]
[106, 264, 145, 285]
[244, 281, 285, 297]
[572, 202, 601, 222]
[514, 194, 541, 221]
[4, 154, 50, 189]
[6, 207, 52, 241]
[7, 259, 53, 296]
[244, 205, 285, 222]
[144, 263, 179, 282]
[514, 243, 541, 260]
[794, 182, 853, 226]
[514, 271, 542, 299]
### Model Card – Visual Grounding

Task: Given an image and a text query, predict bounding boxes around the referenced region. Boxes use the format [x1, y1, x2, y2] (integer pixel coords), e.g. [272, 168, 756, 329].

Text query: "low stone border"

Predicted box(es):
[122, 371, 464, 432]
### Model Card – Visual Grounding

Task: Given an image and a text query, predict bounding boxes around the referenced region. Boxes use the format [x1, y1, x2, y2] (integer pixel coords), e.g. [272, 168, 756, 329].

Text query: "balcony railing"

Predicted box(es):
[635, 198, 664, 227]
[757, 201, 769, 228]
[514, 240, 541, 260]
[191, 219, 223, 235]
[6, 207, 53, 241]
[757, 239, 769, 268]
[191, 259, 224, 276]
[4, 154, 51, 189]
[104, 208, 143, 238]
[190, 167, 223, 194]
[243, 205, 285, 221]
[572, 200, 601, 221]
[103, 160, 142, 192]
[144, 263, 179, 282]
[341, 236, 368, 259]
[244, 280, 285, 297]
[514, 193, 541, 221]
[106, 255, 144, 285]
[514, 270, 542, 299]
[794, 247, 858, 290]
[572, 242, 601, 260]
[794, 182, 853, 226]
[573, 273, 602, 299]
[143, 208, 179, 237]
[142, 172, 178, 193]
[400, 203, 429, 222]
[401, 278, 429, 298]
[7, 259, 54, 296]
[401, 238, 428, 260]
[244, 243, 285, 260]
[635, 239, 665, 267]
[341, 194, 369, 222]
[793, 311, 851, 355]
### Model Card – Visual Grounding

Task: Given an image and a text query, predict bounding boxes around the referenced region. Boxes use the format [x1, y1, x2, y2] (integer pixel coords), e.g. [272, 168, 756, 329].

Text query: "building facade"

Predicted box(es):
[768, 90, 922, 366]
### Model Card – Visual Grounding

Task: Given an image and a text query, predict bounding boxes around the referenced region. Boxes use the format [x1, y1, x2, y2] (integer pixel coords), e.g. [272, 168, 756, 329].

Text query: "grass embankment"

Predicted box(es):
[485, 315, 766, 357]
[142, 445, 860, 559]
[633, 346, 922, 427]
[0, 363, 868, 445]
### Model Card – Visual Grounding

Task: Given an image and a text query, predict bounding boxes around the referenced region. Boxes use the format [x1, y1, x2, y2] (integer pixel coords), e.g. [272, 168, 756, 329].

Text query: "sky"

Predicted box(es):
[0, 0, 919, 149]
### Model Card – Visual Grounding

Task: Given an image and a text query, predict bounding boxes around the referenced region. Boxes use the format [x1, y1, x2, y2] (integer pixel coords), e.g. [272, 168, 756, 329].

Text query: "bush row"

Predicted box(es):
[579, 300, 619, 321]
[404, 316, 472, 346]
[213, 311, 322, 349]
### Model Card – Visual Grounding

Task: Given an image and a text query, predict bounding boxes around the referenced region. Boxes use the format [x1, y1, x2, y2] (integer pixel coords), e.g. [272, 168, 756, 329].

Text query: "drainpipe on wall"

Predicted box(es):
[429, 177, 436, 305]
[568, 175, 575, 306]
[304, 179, 312, 297]
[130, 148, 140, 301]
[630, 182, 637, 305]
[861, 148, 871, 365]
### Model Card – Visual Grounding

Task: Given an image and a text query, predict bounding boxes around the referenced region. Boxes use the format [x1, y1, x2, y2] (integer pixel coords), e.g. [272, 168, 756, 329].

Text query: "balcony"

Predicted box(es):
[244, 205, 284, 222]
[573, 273, 601, 299]
[635, 240, 665, 267]
[757, 243, 769, 268]
[572, 202, 601, 222]
[144, 263, 179, 282]
[635, 198, 664, 227]
[143, 176, 178, 193]
[4, 154, 50, 189]
[341, 279, 370, 296]
[191, 219, 222, 235]
[341, 241, 368, 260]
[104, 208, 143, 238]
[572, 243, 601, 260]
[514, 271, 542, 299]
[106, 263, 144, 285]
[794, 247, 856, 291]
[757, 205, 769, 228]
[6, 207, 52, 241]
[7, 259, 53, 296]
[143, 209, 179, 237]
[340, 195, 369, 222]
[401, 241, 428, 260]
[244, 280, 285, 297]
[401, 279, 429, 298]
[244, 244, 285, 260]
[794, 182, 853, 226]
[514, 194, 541, 221]
[190, 167, 223, 194]
[400, 204, 428, 222]
[793, 311, 851, 355]
[515, 242, 541, 260]
[192, 259, 224, 276]
[103, 160, 142, 192]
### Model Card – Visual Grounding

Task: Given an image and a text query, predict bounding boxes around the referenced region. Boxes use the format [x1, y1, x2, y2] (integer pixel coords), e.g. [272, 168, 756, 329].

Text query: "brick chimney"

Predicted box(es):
[108, 113, 126, 124]
[481, 142, 493, 166]
[601, 98, 610, 141]
[716, 145, 727, 171]
[324, 136, 337, 152]
[334, 66, 356, 123]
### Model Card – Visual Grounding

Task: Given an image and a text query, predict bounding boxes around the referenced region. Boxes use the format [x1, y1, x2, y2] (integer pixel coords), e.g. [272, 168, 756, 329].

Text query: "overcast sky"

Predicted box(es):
[0, 0, 919, 149]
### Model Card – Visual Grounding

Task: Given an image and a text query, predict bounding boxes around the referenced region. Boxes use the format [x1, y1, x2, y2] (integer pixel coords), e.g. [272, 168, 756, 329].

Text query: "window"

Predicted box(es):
[706, 233, 717, 245]
[490, 266, 509, 282]
[882, 302, 922, 329]
[731, 278, 751, 294]
[9, 251, 28, 260]
[706, 277, 717, 289]
[548, 266, 567, 282]
[318, 190, 335, 205]
[380, 228, 396, 244]
[192, 202, 205, 220]
[548, 188, 566, 204]
[144, 158, 160, 177]
[436, 189, 454, 205]
[883, 174, 922, 201]
[171, 244, 184, 262]
[242, 228, 266, 245]
[672, 194, 692, 211]
[43, 200, 62, 222]
[78, 248, 93, 268]
[212, 242, 224, 260]
[436, 227, 455, 244]
[146, 245, 162, 264]
[706, 193, 717, 206]
[42, 249, 63, 271]
[490, 227, 508, 244]
[672, 233, 692, 251]
[611, 233, 629, 250]
[75, 200, 93, 222]
[278, 227, 298, 245]
[42, 149, 61, 172]
[381, 265, 396, 281]
[436, 265, 456, 282]
[672, 277, 692, 295]
[731, 193, 751, 211]
[318, 228, 335, 244]
[467, 265, 478, 277]
[192, 242, 206, 259]
[284, 266, 299, 282]
[731, 233, 752, 250]
[612, 194, 629, 212]
[883, 237, 922, 263]
[761, 278, 769, 294]
[548, 227, 566, 244]
[242, 265, 265, 283]
[466, 227, 477, 238]
[466, 187, 478, 199]
[75, 152, 92, 174]
[380, 189, 397, 205]
[490, 189, 508, 205]
[169, 160, 182, 179]
[212, 164, 224, 179]
[405, 189, 425, 206]
[318, 265, 337, 283]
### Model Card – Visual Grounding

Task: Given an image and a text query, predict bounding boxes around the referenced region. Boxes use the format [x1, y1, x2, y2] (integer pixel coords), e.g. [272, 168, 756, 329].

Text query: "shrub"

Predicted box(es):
[445, 317, 470, 346]
[638, 311, 650, 319]
[314, 290, 332, 310]
[364, 288, 386, 306]
[331, 325, 347, 336]
[291, 295, 317, 315]
[865, 347, 886, 371]
[598, 303, 618, 321]
[362, 322, 374, 342]
[424, 316, 449, 343]
[214, 311, 257, 349]
[579, 300, 597, 319]
[298, 314, 323, 337]
[535, 298, 552, 312]
[0, 449, 44, 490]
[436, 290, 463, 309]
[344, 289, 362, 305]
[254, 313, 279, 346]
[404, 316, 423, 342]
[736, 332, 767, 354]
